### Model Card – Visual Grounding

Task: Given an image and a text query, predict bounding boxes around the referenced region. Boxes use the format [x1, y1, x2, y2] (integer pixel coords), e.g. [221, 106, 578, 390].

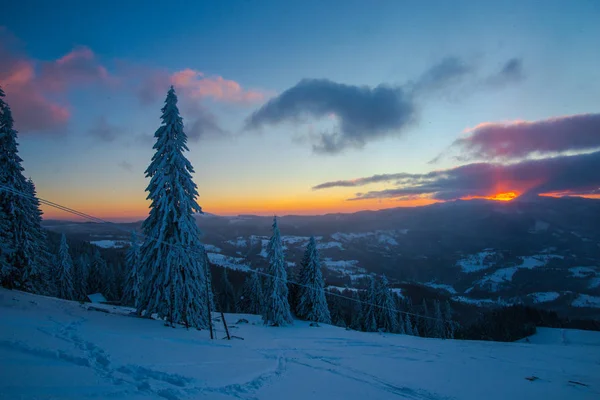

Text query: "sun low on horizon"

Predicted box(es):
[1, 1, 599, 222]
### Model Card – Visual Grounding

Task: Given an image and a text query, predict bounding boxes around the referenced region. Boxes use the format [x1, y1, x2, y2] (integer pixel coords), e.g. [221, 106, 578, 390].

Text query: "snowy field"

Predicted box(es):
[1, 289, 599, 400]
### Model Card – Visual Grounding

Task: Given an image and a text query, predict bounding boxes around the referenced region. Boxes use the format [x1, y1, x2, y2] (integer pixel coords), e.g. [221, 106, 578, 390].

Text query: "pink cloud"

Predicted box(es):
[0, 37, 109, 133]
[39, 46, 111, 92]
[439, 114, 600, 162]
[0, 45, 69, 131]
[170, 68, 264, 103]
[138, 68, 265, 105]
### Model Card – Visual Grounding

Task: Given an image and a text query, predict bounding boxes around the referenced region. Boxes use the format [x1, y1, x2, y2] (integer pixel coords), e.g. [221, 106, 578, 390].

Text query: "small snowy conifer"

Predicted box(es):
[363, 276, 378, 332]
[56, 234, 75, 300]
[375, 275, 399, 333]
[219, 268, 236, 313]
[262, 217, 293, 326]
[122, 231, 142, 307]
[296, 236, 331, 324]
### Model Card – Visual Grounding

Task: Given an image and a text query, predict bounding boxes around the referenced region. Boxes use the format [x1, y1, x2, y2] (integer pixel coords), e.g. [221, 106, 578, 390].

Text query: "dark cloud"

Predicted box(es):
[485, 58, 524, 87]
[118, 161, 133, 172]
[88, 117, 122, 142]
[315, 151, 600, 201]
[246, 56, 523, 154]
[245, 79, 416, 153]
[180, 102, 226, 142]
[410, 56, 474, 94]
[436, 113, 600, 162]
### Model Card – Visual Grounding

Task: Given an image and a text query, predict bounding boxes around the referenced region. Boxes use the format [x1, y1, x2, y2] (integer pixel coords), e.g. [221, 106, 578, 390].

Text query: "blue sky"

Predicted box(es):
[1, 0, 599, 219]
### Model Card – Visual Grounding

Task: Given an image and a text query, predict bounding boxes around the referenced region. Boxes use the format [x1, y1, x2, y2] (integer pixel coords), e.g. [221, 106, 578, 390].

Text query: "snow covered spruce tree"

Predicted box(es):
[262, 217, 293, 326]
[375, 275, 398, 333]
[137, 87, 209, 329]
[363, 276, 378, 332]
[296, 236, 330, 324]
[21, 179, 52, 294]
[122, 231, 142, 307]
[218, 268, 236, 313]
[88, 249, 106, 294]
[56, 234, 75, 300]
[0, 86, 51, 291]
[444, 300, 456, 339]
[240, 270, 264, 315]
[73, 254, 90, 301]
[433, 299, 446, 339]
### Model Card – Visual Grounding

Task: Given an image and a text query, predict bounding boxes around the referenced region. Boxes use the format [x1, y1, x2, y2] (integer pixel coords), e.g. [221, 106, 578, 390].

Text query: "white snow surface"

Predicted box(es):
[456, 249, 499, 273]
[1, 289, 598, 400]
[203, 244, 222, 253]
[330, 230, 400, 246]
[206, 253, 250, 272]
[519, 327, 600, 347]
[528, 292, 561, 303]
[226, 237, 248, 248]
[475, 254, 563, 292]
[569, 266, 597, 278]
[90, 240, 128, 249]
[452, 296, 507, 307]
[316, 241, 344, 250]
[571, 294, 600, 308]
[423, 282, 457, 294]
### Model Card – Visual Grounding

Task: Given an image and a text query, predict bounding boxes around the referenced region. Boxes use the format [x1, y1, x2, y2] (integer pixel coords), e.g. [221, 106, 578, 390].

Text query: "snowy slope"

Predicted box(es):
[1, 289, 598, 400]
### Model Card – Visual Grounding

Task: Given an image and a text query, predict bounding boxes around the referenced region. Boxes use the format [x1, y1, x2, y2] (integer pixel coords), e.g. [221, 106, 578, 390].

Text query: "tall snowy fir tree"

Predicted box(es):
[375, 275, 398, 333]
[433, 299, 445, 338]
[20, 179, 52, 294]
[56, 234, 75, 300]
[420, 299, 433, 337]
[137, 87, 209, 329]
[296, 237, 330, 324]
[363, 276, 378, 332]
[405, 315, 415, 336]
[0, 86, 50, 291]
[262, 217, 293, 326]
[73, 254, 90, 301]
[122, 231, 142, 307]
[350, 291, 364, 331]
[218, 268, 236, 313]
[242, 270, 264, 315]
[88, 250, 105, 294]
[444, 300, 455, 339]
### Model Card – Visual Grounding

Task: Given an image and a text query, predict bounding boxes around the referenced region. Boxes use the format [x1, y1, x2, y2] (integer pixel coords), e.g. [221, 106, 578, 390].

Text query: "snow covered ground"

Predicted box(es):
[528, 292, 561, 303]
[1, 289, 599, 400]
[90, 240, 128, 249]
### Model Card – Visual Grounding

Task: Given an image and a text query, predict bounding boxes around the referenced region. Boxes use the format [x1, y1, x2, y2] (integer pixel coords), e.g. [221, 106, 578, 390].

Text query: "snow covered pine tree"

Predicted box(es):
[375, 275, 398, 333]
[122, 231, 142, 308]
[56, 234, 75, 300]
[0, 86, 51, 292]
[262, 217, 293, 326]
[137, 87, 210, 329]
[296, 236, 331, 325]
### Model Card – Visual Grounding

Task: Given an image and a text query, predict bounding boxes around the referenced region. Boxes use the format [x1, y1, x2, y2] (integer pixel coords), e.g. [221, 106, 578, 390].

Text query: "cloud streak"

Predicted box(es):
[315, 151, 600, 202]
[437, 113, 600, 162]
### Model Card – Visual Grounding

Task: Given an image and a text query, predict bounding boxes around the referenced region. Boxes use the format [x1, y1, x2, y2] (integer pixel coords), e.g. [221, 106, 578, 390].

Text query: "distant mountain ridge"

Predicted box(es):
[43, 197, 600, 318]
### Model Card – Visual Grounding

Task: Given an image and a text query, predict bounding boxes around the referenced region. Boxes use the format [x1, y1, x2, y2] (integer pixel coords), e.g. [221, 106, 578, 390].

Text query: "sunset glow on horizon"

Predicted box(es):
[2, 1, 599, 222]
